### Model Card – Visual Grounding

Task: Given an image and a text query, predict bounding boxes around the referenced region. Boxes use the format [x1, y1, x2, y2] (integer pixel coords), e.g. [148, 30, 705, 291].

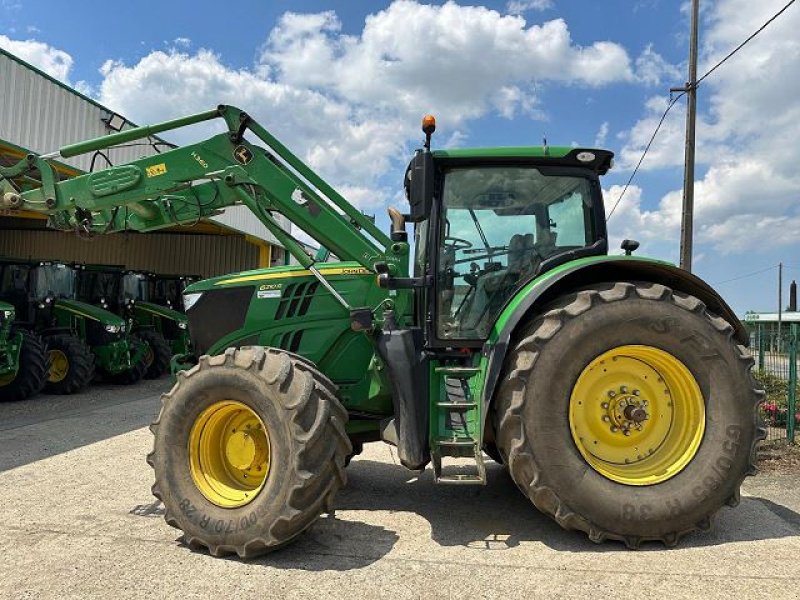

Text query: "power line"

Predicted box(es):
[607, 0, 797, 223]
[712, 264, 777, 285]
[695, 0, 797, 88]
[605, 92, 684, 222]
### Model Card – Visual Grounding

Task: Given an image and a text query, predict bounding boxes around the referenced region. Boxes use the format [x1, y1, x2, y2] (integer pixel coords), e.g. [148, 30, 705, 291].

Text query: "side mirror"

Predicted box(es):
[406, 149, 434, 223]
[621, 239, 640, 256]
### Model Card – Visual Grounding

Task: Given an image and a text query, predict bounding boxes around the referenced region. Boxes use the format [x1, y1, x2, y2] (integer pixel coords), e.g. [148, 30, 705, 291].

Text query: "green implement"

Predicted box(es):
[0, 106, 764, 555]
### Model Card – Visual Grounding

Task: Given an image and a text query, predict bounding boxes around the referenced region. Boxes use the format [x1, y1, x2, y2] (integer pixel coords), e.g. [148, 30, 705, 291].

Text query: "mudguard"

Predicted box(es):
[480, 256, 747, 416]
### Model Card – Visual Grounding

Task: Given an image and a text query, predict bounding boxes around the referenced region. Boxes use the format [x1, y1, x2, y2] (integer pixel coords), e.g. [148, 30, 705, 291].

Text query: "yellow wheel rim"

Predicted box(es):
[143, 344, 154, 368]
[47, 349, 69, 383]
[569, 345, 705, 486]
[188, 400, 271, 508]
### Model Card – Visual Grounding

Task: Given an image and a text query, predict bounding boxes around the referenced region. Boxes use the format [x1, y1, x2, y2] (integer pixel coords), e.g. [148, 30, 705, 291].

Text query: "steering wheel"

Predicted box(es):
[444, 236, 473, 252]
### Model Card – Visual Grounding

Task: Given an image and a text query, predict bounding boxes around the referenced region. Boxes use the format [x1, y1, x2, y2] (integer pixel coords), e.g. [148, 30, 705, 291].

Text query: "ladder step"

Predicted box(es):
[436, 474, 485, 485]
[434, 366, 480, 377]
[435, 402, 476, 409]
[436, 438, 477, 447]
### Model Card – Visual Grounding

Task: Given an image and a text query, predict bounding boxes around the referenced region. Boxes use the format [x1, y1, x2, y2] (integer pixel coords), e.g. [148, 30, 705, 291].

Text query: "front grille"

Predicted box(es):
[85, 320, 121, 346]
[277, 329, 305, 353]
[160, 316, 181, 340]
[275, 281, 319, 320]
[188, 286, 254, 355]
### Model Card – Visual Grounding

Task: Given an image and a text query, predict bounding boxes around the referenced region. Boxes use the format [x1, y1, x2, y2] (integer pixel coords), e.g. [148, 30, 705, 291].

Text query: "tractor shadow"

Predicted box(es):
[271, 455, 800, 569]
[155, 453, 800, 571]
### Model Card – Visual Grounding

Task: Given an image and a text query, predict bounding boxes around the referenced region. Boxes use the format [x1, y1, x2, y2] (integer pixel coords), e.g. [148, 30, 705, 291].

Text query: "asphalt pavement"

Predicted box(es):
[1, 381, 799, 599]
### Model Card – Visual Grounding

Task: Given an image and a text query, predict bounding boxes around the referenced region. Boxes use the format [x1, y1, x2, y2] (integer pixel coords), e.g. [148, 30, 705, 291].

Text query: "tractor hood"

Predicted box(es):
[55, 298, 127, 327]
[135, 301, 188, 323]
[185, 262, 372, 293]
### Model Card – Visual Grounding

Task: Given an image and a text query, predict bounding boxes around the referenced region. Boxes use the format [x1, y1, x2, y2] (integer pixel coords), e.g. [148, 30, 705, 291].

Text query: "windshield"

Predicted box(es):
[33, 264, 76, 300]
[122, 273, 149, 302]
[436, 166, 597, 340]
[153, 277, 195, 309]
[78, 271, 120, 305]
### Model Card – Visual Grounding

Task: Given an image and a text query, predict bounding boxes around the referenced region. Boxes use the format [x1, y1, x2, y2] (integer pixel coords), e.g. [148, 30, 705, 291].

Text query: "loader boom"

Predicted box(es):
[0, 105, 406, 279]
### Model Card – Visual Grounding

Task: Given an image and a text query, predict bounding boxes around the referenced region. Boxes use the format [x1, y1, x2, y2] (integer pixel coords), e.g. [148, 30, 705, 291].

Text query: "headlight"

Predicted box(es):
[104, 324, 121, 334]
[177, 321, 188, 330]
[183, 292, 203, 311]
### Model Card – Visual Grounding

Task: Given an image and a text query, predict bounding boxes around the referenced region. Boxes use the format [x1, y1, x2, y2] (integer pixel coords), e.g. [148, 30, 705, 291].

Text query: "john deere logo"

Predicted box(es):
[234, 145, 253, 165]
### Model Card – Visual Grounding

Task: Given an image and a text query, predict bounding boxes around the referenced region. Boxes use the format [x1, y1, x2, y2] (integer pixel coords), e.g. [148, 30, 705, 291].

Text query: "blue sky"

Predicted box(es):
[2, 0, 799, 315]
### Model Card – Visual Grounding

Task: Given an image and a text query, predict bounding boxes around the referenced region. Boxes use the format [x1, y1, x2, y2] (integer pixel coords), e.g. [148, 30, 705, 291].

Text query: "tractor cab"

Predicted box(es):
[406, 146, 612, 346]
[0, 259, 77, 324]
[76, 264, 126, 313]
[150, 274, 200, 312]
[121, 271, 150, 304]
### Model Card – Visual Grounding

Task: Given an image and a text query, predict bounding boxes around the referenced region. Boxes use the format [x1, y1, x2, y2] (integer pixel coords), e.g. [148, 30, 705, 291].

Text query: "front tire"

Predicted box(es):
[0, 330, 47, 402]
[148, 346, 350, 558]
[137, 330, 172, 379]
[495, 282, 764, 547]
[43, 334, 95, 395]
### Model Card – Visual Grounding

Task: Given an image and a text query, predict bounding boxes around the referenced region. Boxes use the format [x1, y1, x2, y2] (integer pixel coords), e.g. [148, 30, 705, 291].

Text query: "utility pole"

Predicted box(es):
[677, 0, 700, 272]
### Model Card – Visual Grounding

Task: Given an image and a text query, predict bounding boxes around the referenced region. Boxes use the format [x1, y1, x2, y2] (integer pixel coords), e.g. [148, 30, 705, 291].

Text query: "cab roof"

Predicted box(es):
[432, 147, 614, 175]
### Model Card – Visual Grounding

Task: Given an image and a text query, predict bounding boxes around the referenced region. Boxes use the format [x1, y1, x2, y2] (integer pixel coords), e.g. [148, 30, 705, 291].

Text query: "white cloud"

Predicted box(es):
[507, 0, 554, 14]
[634, 43, 682, 86]
[95, 1, 634, 218]
[260, 1, 633, 124]
[613, 0, 800, 254]
[594, 121, 609, 147]
[0, 34, 72, 82]
[173, 37, 191, 48]
[604, 184, 681, 253]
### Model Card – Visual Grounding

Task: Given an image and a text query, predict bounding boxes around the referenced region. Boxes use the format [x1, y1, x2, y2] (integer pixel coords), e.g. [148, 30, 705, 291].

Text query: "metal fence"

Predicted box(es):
[750, 322, 799, 443]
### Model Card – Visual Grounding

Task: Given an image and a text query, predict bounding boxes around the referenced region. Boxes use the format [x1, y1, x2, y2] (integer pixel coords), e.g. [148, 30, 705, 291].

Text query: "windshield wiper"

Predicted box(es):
[468, 209, 492, 256]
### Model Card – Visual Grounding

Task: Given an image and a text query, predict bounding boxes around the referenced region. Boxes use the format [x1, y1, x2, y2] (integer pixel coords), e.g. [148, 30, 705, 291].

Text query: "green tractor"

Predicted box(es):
[0, 259, 147, 393]
[76, 264, 191, 378]
[149, 273, 200, 313]
[0, 106, 763, 555]
[0, 300, 47, 402]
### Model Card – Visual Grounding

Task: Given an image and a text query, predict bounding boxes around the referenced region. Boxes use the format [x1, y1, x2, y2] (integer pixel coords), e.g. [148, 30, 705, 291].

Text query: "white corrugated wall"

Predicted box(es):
[0, 49, 290, 247]
[0, 50, 160, 171]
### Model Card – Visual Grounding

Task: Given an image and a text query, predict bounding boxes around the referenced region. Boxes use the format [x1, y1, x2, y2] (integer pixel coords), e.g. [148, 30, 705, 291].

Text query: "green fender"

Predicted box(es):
[479, 255, 746, 418]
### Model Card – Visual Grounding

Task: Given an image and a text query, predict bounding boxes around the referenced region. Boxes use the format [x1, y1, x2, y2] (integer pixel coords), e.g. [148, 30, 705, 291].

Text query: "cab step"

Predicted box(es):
[430, 362, 486, 485]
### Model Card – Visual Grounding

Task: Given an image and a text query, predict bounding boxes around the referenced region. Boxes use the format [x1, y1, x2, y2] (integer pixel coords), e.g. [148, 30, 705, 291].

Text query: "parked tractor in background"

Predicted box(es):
[0, 105, 764, 556]
[0, 300, 47, 401]
[150, 273, 200, 313]
[76, 264, 190, 378]
[0, 259, 147, 393]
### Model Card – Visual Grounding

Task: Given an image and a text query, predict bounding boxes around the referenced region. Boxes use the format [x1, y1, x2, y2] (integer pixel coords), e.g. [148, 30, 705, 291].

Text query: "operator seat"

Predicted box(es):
[459, 233, 535, 334]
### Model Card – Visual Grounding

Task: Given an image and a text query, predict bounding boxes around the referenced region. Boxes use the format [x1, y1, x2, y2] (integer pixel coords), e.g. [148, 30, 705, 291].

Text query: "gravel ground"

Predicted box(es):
[1, 382, 799, 599]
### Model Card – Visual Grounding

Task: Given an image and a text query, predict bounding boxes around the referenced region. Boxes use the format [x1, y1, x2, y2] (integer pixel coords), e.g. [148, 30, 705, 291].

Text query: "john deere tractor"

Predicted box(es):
[0, 300, 47, 402]
[0, 106, 763, 556]
[150, 273, 200, 313]
[0, 259, 147, 392]
[76, 264, 190, 378]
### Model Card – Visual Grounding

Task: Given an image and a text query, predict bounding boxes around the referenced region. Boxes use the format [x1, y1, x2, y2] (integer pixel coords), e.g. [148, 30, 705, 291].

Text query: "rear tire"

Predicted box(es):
[494, 282, 764, 547]
[0, 330, 47, 402]
[148, 346, 350, 558]
[43, 334, 95, 395]
[138, 330, 172, 379]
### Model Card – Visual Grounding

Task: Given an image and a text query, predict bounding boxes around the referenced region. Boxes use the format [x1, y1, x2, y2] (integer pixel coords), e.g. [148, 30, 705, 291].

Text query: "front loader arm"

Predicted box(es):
[0, 105, 406, 277]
